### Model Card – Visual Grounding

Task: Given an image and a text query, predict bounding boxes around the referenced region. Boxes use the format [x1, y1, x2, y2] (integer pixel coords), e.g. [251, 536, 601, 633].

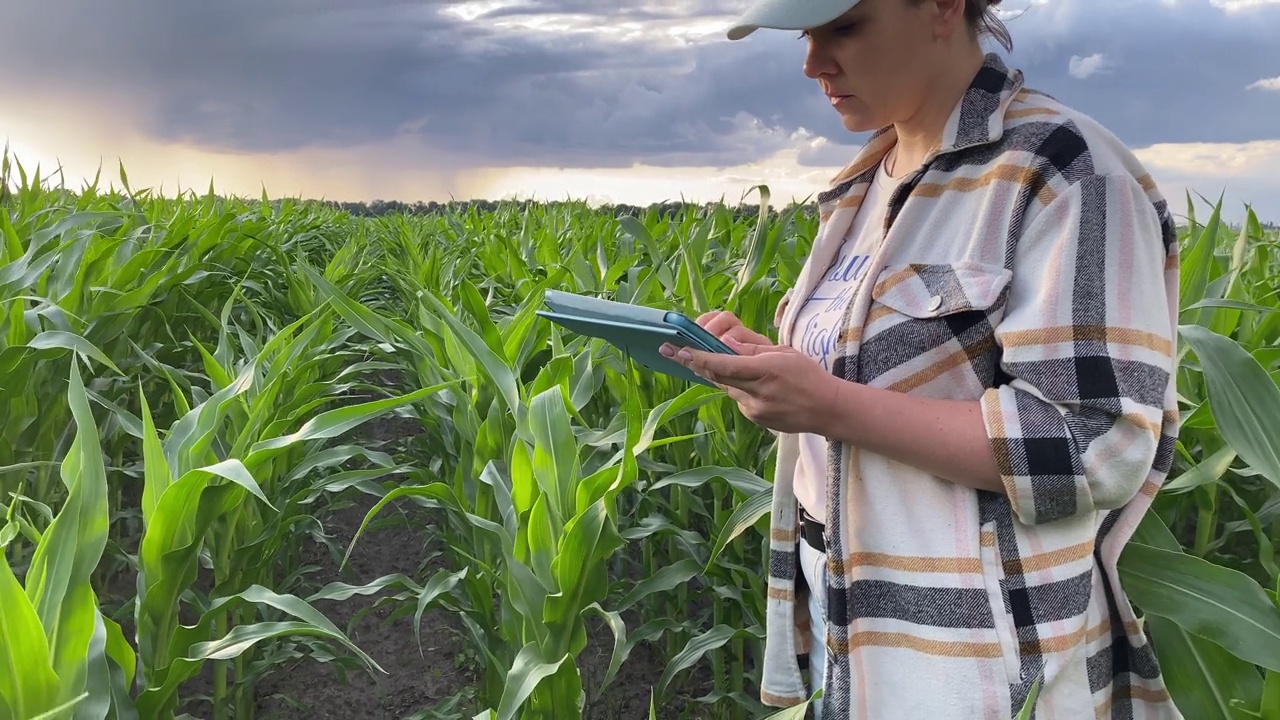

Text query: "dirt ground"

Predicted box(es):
[238, 498, 702, 720]
[163, 398, 722, 719]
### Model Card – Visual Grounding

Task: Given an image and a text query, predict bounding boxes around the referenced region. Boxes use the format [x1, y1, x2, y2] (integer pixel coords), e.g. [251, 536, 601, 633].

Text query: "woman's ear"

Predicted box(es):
[925, 0, 968, 41]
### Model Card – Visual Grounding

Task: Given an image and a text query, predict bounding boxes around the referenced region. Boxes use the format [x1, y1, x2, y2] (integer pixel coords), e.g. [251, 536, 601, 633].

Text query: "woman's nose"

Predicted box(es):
[802, 42, 837, 80]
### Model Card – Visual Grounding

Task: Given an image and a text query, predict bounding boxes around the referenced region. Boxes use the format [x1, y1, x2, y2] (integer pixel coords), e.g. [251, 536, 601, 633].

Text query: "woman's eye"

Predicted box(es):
[802, 22, 857, 40]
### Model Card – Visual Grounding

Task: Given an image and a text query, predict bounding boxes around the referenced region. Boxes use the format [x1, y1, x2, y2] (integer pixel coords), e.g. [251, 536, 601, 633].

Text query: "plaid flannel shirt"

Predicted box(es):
[761, 53, 1183, 719]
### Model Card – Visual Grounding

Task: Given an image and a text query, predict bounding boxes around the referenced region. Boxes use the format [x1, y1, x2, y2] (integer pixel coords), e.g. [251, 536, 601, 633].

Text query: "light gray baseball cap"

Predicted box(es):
[726, 0, 864, 41]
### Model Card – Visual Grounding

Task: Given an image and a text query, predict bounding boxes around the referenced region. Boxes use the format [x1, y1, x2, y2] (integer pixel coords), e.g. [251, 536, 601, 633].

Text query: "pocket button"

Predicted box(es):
[927, 295, 943, 313]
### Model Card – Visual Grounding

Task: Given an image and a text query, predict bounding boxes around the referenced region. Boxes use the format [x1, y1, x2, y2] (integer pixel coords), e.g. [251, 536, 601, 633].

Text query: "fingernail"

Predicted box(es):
[659, 344, 674, 357]
[677, 348, 692, 361]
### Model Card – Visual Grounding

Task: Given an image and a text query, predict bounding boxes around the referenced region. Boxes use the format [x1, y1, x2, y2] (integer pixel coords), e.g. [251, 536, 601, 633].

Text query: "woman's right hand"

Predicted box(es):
[697, 311, 775, 347]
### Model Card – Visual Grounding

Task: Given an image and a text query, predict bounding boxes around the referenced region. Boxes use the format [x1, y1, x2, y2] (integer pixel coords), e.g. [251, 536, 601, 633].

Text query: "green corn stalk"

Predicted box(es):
[1111, 196, 1280, 718]
[0, 362, 137, 720]
[6, 153, 1280, 720]
[127, 302, 456, 719]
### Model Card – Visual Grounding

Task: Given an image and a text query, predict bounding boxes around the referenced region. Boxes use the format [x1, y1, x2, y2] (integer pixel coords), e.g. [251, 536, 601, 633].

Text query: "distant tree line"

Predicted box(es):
[314, 197, 1278, 231]
[315, 197, 820, 222]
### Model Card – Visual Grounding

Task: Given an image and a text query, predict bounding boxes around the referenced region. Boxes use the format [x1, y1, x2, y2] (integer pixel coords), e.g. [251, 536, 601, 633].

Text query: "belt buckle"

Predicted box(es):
[800, 507, 826, 553]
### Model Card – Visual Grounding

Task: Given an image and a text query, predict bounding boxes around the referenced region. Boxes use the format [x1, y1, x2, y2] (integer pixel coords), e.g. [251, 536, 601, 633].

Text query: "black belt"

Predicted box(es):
[800, 507, 826, 553]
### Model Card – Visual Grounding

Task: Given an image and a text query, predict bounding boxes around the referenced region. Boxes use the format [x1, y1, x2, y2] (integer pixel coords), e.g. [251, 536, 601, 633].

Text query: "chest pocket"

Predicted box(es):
[856, 261, 1012, 395]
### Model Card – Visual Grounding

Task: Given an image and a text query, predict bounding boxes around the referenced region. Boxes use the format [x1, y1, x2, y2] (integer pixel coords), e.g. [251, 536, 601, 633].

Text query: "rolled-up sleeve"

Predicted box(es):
[981, 172, 1178, 526]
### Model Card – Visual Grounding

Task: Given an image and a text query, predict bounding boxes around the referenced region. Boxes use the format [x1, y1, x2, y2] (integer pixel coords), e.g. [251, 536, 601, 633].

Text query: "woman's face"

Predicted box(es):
[802, 0, 953, 133]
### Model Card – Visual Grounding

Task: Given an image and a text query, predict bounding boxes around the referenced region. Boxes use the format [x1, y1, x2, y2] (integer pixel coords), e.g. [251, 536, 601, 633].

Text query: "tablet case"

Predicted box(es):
[538, 290, 733, 387]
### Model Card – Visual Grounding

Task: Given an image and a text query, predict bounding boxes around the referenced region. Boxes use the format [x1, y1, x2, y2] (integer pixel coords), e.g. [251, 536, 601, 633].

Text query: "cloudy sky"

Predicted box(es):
[2, 0, 1278, 222]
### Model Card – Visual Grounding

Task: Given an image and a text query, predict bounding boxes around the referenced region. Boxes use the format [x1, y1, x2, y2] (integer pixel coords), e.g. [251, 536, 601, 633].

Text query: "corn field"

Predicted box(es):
[1, 149, 1278, 720]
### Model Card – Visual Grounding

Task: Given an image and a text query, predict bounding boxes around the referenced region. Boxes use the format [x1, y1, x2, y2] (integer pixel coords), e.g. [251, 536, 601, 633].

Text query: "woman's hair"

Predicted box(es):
[964, 0, 1013, 52]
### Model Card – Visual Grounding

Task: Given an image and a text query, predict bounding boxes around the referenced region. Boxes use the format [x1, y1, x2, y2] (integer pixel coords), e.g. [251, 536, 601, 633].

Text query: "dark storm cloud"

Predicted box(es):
[1, 0, 834, 166]
[1, 0, 1278, 169]
[995, 1, 1280, 147]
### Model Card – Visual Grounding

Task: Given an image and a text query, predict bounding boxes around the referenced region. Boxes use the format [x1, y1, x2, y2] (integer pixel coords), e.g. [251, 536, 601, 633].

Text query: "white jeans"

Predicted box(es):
[799, 537, 827, 719]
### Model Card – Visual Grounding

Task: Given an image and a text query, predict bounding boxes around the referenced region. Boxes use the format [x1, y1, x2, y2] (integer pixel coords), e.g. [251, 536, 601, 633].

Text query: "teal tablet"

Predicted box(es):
[538, 290, 737, 387]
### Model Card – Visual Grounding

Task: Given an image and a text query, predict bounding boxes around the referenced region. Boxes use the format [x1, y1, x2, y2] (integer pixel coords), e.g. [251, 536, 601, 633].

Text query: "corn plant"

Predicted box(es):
[0, 362, 135, 720]
[5, 152, 1280, 719]
[303, 238, 771, 718]
[1115, 196, 1280, 719]
[125, 293, 463, 718]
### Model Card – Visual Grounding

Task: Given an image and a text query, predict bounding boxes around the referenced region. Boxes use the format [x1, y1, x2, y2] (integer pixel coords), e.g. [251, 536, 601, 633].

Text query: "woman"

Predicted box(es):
[659, 0, 1183, 717]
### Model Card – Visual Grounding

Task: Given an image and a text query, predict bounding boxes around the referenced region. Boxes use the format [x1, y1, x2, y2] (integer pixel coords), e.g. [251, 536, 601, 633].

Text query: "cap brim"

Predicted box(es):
[725, 0, 862, 41]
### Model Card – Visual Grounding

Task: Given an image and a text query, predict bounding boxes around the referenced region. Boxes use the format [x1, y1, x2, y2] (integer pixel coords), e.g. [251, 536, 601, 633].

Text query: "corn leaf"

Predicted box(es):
[1146, 614, 1263, 720]
[24, 363, 111, 708]
[705, 487, 773, 571]
[1262, 670, 1280, 720]
[1119, 542, 1280, 671]
[494, 642, 569, 720]
[528, 386, 578, 523]
[582, 603, 628, 699]
[26, 331, 122, 375]
[655, 624, 761, 698]
[1162, 445, 1238, 494]
[634, 385, 719, 456]
[419, 288, 521, 414]
[412, 568, 469, 658]
[1180, 324, 1280, 491]
[544, 500, 624, 652]
[616, 559, 701, 613]
[247, 380, 457, 461]
[0, 546, 60, 720]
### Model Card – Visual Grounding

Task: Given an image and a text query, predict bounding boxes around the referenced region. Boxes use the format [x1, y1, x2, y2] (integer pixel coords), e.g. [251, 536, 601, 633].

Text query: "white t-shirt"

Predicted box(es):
[790, 155, 904, 525]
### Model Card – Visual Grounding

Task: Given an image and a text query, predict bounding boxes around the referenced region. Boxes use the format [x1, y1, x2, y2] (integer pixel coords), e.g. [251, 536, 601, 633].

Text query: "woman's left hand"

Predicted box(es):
[660, 337, 840, 435]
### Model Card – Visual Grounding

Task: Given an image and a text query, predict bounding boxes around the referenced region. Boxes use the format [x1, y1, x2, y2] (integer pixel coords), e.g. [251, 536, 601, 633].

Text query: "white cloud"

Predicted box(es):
[1211, 0, 1280, 10]
[1247, 75, 1280, 90]
[1133, 140, 1280, 222]
[1068, 52, 1112, 79]
[437, 1, 739, 45]
[438, 1, 525, 23]
[1135, 139, 1280, 177]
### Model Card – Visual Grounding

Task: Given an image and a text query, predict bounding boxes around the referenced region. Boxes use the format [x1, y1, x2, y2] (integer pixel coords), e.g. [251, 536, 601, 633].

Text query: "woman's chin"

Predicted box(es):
[836, 112, 886, 134]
